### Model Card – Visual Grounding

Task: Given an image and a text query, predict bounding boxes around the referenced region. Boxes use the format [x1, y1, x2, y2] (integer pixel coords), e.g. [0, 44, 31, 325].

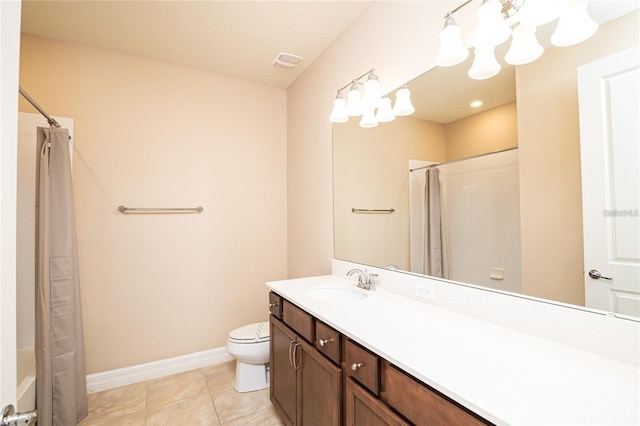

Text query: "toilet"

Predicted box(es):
[226, 322, 270, 392]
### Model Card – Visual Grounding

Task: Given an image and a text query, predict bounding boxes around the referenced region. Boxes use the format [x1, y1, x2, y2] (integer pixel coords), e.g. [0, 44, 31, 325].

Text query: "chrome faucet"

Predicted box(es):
[346, 268, 377, 291]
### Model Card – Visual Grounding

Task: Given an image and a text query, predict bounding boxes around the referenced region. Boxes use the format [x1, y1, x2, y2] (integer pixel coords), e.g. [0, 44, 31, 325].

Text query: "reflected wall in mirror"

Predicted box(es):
[333, 7, 639, 317]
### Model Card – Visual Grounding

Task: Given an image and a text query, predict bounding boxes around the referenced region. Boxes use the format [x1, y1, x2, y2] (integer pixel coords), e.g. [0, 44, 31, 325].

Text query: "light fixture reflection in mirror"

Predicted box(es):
[328, 70, 415, 127]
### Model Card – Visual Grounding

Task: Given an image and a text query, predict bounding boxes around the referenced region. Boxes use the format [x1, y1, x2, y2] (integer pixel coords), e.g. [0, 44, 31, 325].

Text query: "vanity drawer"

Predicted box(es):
[315, 321, 341, 365]
[269, 292, 282, 318]
[344, 339, 379, 396]
[383, 362, 489, 426]
[282, 299, 315, 343]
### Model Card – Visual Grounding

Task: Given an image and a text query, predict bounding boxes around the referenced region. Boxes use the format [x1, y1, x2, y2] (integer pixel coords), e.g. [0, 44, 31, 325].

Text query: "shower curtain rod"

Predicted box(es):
[409, 146, 518, 172]
[19, 86, 62, 128]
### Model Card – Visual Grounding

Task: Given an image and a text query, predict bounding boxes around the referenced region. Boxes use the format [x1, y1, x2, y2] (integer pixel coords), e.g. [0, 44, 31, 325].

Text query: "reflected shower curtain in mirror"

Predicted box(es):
[36, 127, 88, 425]
[423, 168, 448, 278]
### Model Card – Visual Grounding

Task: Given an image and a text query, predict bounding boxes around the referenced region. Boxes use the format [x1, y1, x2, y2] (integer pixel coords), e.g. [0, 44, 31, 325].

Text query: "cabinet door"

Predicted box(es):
[270, 317, 298, 426]
[383, 362, 489, 426]
[298, 338, 342, 426]
[345, 377, 409, 426]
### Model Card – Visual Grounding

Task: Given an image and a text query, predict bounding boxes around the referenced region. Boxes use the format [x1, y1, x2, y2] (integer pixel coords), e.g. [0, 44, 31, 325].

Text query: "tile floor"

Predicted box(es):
[78, 361, 284, 425]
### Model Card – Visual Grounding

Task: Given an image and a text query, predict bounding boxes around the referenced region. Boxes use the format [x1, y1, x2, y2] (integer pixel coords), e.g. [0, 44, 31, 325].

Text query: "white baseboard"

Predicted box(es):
[86, 347, 234, 393]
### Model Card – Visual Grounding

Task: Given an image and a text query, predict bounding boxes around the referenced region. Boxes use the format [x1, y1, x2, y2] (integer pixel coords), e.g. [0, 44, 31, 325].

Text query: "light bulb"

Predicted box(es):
[473, 0, 511, 48]
[551, 0, 598, 47]
[505, 24, 544, 65]
[359, 107, 378, 128]
[376, 97, 396, 123]
[346, 81, 363, 117]
[393, 86, 415, 116]
[329, 92, 348, 123]
[436, 16, 469, 67]
[468, 46, 501, 80]
[363, 71, 381, 110]
[519, 0, 568, 27]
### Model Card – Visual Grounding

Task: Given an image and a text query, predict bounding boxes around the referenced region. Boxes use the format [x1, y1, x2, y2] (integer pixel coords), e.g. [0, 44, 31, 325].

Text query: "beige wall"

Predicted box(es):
[517, 10, 639, 305]
[287, 1, 460, 278]
[333, 117, 446, 270]
[445, 102, 517, 160]
[19, 34, 288, 373]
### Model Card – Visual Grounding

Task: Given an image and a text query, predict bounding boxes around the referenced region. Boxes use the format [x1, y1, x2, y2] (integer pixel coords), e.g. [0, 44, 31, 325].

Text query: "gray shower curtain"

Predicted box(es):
[36, 127, 88, 425]
[423, 167, 447, 278]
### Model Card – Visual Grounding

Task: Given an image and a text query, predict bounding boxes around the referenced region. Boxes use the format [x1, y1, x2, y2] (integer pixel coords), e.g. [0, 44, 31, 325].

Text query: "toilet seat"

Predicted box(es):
[228, 322, 269, 344]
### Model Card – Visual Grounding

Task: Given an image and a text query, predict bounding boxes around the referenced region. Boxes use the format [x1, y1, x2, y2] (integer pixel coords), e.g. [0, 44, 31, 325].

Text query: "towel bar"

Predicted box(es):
[351, 208, 395, 214]
[118, 205, 203, 214]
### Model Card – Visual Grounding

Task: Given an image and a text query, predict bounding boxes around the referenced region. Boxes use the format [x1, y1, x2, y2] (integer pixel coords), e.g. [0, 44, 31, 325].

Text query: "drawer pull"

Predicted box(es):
[269, 301, 279, 308]
[319, 338, 333, 347]
[351, 362, 364, 371]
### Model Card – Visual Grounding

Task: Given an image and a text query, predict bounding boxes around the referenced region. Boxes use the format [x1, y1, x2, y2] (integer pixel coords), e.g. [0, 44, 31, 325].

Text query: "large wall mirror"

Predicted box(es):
[333, 5, 639, 319]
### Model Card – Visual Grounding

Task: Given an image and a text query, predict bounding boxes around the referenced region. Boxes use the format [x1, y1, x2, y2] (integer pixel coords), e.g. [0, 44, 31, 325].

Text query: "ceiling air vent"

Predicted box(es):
[272, 52, 303, 69]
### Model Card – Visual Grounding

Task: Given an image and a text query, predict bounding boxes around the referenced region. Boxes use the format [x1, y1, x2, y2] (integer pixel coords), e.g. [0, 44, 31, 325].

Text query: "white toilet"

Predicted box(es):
[226, 321, 270, 392]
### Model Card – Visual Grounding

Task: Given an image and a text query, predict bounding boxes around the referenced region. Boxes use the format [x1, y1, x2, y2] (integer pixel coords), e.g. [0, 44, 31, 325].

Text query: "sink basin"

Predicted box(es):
[307, 287, 367, 302]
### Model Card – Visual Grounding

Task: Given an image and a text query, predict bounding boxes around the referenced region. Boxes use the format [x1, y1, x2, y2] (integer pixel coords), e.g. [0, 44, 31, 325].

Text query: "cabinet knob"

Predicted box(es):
[351, 362, 364, 371]
[319, 338, 333, 347]
[269, 301, 279, 308]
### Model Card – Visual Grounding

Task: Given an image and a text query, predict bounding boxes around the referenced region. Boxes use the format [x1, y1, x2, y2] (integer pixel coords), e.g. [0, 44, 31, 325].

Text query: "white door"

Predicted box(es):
[578, 46, 640, 318]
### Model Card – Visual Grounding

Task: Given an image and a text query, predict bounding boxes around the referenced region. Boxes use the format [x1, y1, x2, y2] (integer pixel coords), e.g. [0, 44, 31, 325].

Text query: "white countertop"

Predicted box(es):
[266, 275, 640, 426]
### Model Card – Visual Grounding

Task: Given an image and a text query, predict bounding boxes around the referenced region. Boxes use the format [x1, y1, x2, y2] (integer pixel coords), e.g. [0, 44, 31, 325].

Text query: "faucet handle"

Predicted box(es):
[367, 273, 378, 290]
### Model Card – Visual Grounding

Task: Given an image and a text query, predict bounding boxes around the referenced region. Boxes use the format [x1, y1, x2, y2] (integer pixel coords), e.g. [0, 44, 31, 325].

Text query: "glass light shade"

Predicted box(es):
[550, 0, 598, 47]
[375, 97, 396, 123]
[518, 0, 567, 27]
[346, 82, 363, 117]
[392, 86, 415, 116]
[362, 73, 381, 110]
[468, 46, 501, 80]
[435, 16, 469, 67]
[505, 24, 544, 65]
[329, 94, 348, 123]
[359, 107, 378, 128]
[474, 0, 511, 48]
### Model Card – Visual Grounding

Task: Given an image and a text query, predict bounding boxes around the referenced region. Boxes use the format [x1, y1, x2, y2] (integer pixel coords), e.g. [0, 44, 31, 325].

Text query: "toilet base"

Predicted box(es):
[234, 361, 270, 393]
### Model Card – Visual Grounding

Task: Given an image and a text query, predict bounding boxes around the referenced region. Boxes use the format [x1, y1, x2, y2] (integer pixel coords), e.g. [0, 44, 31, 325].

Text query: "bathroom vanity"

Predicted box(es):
[266, 273, 639, 425]
[268, 290, 486, 426]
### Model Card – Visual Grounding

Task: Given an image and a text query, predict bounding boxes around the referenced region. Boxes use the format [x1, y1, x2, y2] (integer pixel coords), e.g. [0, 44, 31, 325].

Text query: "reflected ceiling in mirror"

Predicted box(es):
[410, 54, 515, 124]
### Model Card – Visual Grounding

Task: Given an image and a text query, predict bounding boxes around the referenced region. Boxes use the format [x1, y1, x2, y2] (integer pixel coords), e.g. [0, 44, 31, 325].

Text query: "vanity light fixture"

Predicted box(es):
[436, 0, 599, 80]
[328, 69, 415, 127]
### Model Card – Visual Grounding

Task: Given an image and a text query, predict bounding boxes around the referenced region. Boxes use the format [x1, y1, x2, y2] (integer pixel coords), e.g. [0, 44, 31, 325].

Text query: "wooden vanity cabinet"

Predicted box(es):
[269, 292, 491, 426]
[315, 320, 341, 364]
[381, 361, 489, 426]
[343, 338, 380, 396]
[271, 317, 298, 425]
[345, 377, 409, 426]
[270, 313, 341, 426]
[269, 292, 282, 318]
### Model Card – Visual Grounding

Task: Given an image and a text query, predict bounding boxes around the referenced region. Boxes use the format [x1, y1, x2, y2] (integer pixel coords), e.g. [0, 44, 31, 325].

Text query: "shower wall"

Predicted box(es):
[16, 113, 73, 350]
[441, 149, 521, 293]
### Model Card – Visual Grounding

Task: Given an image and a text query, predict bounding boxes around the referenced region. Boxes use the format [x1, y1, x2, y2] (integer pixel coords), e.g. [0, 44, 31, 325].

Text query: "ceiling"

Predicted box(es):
[20, 1, 371, 89]
[19, 1, 638, 96]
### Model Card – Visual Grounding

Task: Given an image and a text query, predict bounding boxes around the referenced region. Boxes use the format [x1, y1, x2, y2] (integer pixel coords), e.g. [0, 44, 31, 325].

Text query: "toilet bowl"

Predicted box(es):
[226, 322, 270, 392]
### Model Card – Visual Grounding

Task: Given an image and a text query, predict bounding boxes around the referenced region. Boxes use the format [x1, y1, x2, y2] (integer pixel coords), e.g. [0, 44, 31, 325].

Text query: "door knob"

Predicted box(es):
[588, 269, 613, 281]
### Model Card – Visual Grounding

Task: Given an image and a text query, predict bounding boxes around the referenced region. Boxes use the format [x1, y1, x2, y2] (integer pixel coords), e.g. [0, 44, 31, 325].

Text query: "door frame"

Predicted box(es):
[1, 0, 22, 409]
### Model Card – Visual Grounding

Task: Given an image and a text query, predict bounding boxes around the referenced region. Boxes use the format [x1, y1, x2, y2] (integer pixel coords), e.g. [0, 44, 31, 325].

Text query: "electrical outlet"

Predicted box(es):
[415, 281, 435, 301]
